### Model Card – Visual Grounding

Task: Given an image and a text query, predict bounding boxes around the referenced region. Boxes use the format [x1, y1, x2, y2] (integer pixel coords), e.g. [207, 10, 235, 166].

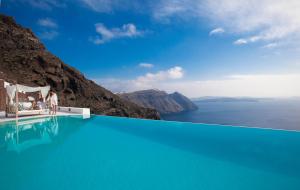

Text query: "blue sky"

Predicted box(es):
[1, 0, 300, 97]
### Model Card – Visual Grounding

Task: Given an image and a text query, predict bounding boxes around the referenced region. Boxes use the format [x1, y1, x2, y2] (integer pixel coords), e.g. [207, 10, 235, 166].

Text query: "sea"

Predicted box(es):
[162, 98, 300, 131]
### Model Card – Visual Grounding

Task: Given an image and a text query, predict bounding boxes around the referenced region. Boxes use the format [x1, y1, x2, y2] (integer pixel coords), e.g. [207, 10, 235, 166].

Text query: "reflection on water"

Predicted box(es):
[3, 116, 60, 153]
[0, 115, 299, 190]
[0, 116, 89, 190]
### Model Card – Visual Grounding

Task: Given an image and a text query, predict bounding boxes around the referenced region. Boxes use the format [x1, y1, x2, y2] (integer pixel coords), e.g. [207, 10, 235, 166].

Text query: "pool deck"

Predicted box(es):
[0, 111, 85, 123]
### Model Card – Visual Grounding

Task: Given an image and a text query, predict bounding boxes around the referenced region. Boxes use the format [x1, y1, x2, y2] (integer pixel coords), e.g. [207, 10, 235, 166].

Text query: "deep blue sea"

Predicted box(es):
[162, 98, 300, 130]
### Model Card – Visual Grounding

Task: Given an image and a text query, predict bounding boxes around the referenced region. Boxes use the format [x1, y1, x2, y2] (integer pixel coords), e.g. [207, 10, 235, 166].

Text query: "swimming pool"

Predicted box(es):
[0, 115, 299, 190]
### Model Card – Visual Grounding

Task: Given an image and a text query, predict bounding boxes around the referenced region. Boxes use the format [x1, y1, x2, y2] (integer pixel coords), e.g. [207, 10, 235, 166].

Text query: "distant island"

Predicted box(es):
[191, 97, 264, 102]
[119, 89, 198, 114]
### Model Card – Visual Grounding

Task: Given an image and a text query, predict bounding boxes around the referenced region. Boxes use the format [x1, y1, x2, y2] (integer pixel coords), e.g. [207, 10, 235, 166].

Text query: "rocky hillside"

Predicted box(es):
[0, 14, 160, 119]
[169, 92, 198, 111]
[119, 89, 198, 114]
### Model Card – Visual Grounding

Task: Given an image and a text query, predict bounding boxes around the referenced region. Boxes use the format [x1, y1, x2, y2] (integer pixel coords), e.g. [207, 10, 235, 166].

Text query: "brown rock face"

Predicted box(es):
[0, 80, 5, 111]
[0, 14, 160, 119]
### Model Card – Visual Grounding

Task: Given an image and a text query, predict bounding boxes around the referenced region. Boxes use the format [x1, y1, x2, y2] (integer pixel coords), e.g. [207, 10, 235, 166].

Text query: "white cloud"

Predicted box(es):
[12, 0, 66, 10]
[38, 31, 58, 40]
[98, 74, 300, 98]
[197, 0, 300, 46]
[167, 66, 184, 79]
[136, 66, 183, 84]
[262, 43, 278, 49]
[129, 0, 300, 48]
[209, 27, 225, 35]
[80, 1, 300, 48]
[80, 0, 112, 12]
[91, 23, 144, 44]
[234, 39, 248, 45]
[37, 18, 57, 28]
[139, 63, 154, 68]
[80, 0, 140, 13]
[96, 66, 184, 92]
[170, 74, 300, 98]
[152, 0, 193, 22]
[37, 18, 58, 40]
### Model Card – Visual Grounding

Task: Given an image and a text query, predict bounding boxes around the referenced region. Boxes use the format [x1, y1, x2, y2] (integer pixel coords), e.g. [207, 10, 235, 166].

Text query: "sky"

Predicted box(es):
[1, 0, 300, 98]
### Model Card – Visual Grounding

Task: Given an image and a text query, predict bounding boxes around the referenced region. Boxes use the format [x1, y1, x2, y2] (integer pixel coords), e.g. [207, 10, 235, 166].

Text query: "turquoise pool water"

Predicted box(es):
[0, 115, 300, 190]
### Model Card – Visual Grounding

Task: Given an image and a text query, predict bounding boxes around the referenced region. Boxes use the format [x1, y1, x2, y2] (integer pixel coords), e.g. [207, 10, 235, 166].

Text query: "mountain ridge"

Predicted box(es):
[0, 14, 160, 119]
[119, 89, 198, 114]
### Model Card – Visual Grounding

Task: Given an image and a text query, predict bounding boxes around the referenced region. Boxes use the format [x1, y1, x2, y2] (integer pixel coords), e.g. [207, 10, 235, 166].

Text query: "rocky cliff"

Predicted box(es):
[0, 14, 160, 119]
[119, 89, 198, 114]
[169, 92, 198, 111]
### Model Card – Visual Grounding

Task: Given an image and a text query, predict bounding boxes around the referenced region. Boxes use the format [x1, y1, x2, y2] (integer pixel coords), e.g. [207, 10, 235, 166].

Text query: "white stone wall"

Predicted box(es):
[58, 106, 90, 116]
[0, 111, 5, 118]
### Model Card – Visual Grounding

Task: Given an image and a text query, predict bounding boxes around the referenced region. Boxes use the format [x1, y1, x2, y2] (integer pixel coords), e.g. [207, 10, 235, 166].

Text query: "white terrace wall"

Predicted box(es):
[58, 106, 90, 116]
